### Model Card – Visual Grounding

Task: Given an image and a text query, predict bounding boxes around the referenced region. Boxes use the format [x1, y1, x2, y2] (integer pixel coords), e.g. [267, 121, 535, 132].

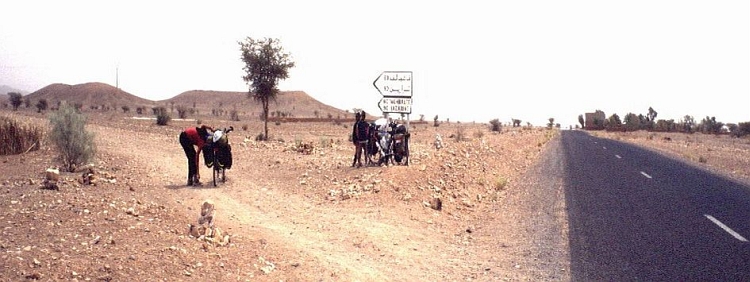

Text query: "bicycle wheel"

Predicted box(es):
[213, 154, 219, 187]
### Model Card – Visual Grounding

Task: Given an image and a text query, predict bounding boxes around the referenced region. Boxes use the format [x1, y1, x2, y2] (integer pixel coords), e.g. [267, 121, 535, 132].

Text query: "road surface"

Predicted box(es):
[562, 130, 750, 281]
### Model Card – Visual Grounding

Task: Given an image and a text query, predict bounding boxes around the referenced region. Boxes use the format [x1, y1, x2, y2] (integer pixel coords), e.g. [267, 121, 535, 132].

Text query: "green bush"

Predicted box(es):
[0, 116, 43, 155]
[49, 102, 96, 172]
[154, 107, 171, 126]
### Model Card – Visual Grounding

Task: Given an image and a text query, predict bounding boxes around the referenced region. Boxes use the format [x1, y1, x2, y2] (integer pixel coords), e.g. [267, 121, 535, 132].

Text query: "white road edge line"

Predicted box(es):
[640, 171, 652, 179]
[705, 214, 748, 242]
[615, 155, 622, 159]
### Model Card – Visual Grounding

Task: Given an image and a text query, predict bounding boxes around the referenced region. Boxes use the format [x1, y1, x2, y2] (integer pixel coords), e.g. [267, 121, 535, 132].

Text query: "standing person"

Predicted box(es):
[352, 111, 369, 167]
[179, 124, 214, 186]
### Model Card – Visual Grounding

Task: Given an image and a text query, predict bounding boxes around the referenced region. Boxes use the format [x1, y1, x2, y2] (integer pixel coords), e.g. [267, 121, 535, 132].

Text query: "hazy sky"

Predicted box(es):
[1, 1, 748, 126]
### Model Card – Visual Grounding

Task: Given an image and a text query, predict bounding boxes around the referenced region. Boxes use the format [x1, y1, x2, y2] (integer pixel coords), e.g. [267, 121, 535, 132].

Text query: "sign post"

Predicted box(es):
[373, 71, 413, 130]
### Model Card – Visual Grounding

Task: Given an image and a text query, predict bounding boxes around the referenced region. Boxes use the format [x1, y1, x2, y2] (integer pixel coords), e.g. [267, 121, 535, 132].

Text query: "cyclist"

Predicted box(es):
[351, 111, 369, 168]
[179, 124, 214, 186]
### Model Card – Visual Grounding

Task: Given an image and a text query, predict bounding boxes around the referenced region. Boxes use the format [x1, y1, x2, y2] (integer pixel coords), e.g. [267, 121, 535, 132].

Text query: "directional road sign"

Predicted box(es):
[373, 71, 412, 97]
[378, 97, 412, 114]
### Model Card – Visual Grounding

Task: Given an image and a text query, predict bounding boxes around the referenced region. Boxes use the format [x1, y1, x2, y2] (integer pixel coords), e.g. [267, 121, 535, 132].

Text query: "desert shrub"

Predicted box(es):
[175, 105, 188, 119]
[489, 118, 502, 132]
[154, 107, 171, 126]
[122, 105, 130, 113]
[275, 121, 281, 126]
[0, 116, 43, 155]
[255, 133, 265, 141]
[698, 155, 707, 163]
[494, 177, 508, 191]
[455, 125, 467, 142]
[49, 102, 96, 172]
[319, 137, 331, 148]
[230, 110, 240, 121]
[241, 124, 248, 131]
[473, 130, 484, 139]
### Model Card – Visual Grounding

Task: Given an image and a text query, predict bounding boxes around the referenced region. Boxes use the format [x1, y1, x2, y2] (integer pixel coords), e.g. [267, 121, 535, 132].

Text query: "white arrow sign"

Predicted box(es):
[378, 97, 412, 114]
[373, 71, 413, 97]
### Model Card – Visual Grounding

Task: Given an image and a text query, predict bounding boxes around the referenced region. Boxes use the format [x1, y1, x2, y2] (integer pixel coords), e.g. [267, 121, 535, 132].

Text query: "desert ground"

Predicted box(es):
[2, 108, 749, 281]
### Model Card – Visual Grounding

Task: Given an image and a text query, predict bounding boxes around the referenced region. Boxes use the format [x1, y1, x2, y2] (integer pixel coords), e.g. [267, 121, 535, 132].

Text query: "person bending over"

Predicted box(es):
[179, 124, 214, 186]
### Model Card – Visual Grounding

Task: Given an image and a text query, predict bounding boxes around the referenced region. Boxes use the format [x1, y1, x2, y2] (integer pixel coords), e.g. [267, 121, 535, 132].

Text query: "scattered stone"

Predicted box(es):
[429, 198, 442, 211]
[42, 167, 60, 190]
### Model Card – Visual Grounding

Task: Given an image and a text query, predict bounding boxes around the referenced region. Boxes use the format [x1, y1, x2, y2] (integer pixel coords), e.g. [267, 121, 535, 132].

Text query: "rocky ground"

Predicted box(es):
[1, 111, 569, 281]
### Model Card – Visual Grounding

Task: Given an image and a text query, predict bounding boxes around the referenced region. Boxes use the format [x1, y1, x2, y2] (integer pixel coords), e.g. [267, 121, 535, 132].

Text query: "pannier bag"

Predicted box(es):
[216, 143, 232, 169]
[203, 144, 215, 168]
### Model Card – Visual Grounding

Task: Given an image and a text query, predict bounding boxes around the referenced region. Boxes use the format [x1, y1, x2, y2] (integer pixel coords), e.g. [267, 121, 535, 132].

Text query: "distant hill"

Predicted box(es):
[19, 82, 351, 119]
[26, 82, 155, 109]
[162, 90, 351, 119]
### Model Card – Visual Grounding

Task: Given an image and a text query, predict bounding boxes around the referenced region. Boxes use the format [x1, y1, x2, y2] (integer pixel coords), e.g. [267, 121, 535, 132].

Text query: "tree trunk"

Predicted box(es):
[263, 99, 269, 141]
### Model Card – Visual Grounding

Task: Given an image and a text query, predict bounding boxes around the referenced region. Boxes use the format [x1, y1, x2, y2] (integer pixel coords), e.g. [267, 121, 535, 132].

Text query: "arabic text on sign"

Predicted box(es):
[382, 85, 412, 94]
[383, 73, 412, 82]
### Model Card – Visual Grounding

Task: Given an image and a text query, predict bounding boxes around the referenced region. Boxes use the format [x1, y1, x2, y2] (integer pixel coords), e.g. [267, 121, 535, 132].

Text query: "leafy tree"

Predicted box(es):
[638, 114, 648, 130]
[647, 107, 657, 122]
[654, 119, 675, 132]
[547, 117, 555, 129]
[239, 37, 295, 141]
[35, 99, 48, 113]
[623, 113, 640, 131]
[680, 115, 695, 133]
[699, 116, 723, 134]
[735, 122, 750, 137]
[578, 114, 585, 129]
[8, 92, 22, 110]
[512, 118, 522, 127]
[606, 113, 622, 130]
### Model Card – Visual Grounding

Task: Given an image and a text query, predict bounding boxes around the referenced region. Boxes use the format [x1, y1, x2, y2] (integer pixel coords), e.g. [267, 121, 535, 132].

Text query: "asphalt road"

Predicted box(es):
[562, 130, 750, 281]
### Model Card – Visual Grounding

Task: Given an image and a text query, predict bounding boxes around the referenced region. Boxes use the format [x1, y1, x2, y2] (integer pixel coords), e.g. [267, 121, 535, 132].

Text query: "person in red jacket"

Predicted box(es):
[179, 124, 214, 186]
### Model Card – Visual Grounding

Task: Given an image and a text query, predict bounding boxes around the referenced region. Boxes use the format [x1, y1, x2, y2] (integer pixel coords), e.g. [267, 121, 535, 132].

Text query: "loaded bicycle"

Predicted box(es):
[204, 126, 233, 187]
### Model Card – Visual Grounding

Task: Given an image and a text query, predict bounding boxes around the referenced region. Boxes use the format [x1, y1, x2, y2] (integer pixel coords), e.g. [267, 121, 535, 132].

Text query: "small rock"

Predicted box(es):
[429, 198, 442, 211]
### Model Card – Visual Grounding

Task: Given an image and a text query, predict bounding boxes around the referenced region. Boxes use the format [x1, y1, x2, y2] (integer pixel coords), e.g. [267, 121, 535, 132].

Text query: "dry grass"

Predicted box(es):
[0, 115, 42, 155]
